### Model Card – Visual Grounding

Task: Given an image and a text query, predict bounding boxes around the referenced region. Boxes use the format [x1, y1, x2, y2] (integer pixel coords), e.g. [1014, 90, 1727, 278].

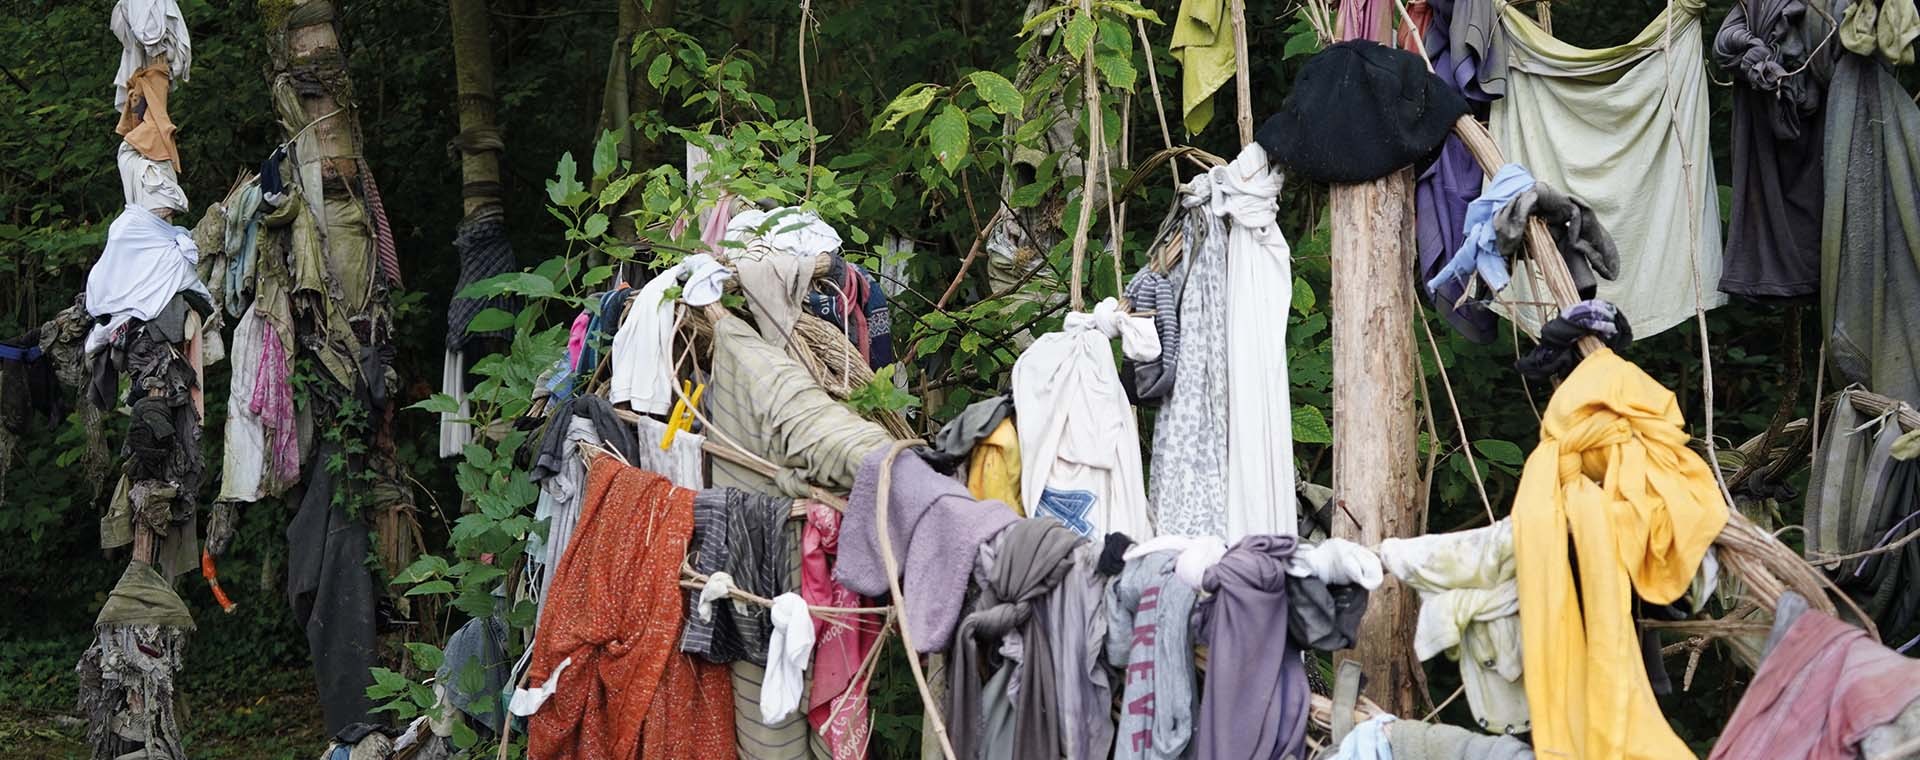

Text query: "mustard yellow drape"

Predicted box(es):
[1513, 348, 1726, 760]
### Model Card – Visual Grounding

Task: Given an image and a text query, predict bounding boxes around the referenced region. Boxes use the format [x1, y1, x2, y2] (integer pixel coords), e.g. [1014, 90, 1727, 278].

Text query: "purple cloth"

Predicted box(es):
[835, 445, 1020, 653]
[1414, 1, 1500, 343]
[1195, 536, 1307, 760]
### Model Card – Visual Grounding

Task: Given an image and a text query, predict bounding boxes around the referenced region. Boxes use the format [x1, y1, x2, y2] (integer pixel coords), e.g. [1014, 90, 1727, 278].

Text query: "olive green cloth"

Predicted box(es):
[1172, 0, 1236, 134]
[1489, 0, 1725, 339]
[1840, 0, 1920, 64]
[95, 562, 194, 630]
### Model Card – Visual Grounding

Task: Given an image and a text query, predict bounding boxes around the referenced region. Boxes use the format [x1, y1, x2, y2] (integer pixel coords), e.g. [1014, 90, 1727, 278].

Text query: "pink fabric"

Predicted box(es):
[701, 199, 735, 257]
[801, 501, 880, 759]
[251, 322, 299, 484]
[567, 311, 590, 369]
[1710, 609, 1920, 760]
[360, 160, 403, 288]
[840, 268, 870, 363]
[1337, 0, 1386, 42]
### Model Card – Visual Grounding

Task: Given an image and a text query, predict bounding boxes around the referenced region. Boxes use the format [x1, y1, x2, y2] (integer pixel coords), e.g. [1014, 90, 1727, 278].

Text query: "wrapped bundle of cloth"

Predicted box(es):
[77, 562, 193, 760]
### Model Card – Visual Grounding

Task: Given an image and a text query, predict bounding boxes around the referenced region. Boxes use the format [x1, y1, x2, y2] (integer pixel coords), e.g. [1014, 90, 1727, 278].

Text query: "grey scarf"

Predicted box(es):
[948, 518, 1085, 760]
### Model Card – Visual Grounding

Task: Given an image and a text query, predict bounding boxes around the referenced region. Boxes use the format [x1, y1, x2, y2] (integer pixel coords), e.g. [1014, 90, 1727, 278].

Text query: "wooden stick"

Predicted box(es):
[1228, 0, 1254, 144]
[1068, 0, 1101, 312]
[872, 439, 957, 760]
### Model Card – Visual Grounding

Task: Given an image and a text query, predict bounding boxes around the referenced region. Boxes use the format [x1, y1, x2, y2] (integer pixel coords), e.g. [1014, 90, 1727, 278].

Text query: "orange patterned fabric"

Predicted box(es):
[526, 457, 735, 760]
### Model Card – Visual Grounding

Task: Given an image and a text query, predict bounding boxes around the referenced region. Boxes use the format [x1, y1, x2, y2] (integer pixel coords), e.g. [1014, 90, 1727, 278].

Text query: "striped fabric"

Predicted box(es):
[357, 159, 402, 289]
[733, 520, 829, 760]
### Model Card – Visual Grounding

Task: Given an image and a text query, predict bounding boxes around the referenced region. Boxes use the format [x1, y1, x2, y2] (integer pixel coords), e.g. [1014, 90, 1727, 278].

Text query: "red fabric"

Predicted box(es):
[801, 501, 881, 758]
[1397, 0, 1432, 52]
[839, 267, 871, 363]
[358, 160, 403, 288]
[525, 459, 734, 760]
[1710, 609, 1920, 760]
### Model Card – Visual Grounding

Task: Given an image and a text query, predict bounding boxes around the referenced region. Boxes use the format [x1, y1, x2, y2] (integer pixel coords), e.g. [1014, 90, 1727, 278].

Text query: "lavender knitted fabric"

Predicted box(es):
[835, 445, 1020, 653]
[1195, 535, 1307, 760]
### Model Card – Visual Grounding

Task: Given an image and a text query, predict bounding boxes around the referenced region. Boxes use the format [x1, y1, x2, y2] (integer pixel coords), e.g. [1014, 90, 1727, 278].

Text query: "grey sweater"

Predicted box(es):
[1106, 551, 1200, 760]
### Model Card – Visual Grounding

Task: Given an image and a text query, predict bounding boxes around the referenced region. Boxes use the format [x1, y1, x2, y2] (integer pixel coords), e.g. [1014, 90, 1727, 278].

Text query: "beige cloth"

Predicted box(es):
[706, 315, 894, 493]
[1490, 0, 1724, 339]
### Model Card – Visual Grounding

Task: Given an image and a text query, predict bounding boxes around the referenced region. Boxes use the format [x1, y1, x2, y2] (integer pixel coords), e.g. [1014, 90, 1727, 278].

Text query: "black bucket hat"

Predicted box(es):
[1257, 40, 1469, 184]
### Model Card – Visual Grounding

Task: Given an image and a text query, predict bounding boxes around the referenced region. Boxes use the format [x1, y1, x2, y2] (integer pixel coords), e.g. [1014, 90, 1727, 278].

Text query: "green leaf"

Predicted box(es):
[392, 555, 449, 585]
[582, 212, 610, 239]
[406, 580, 455, 597]
[451, 720, 478, 750]
[647, 53, 672, 88]
[876, 83, 940, 133]
[583, 265, 616, 286]
[1094, 52, 1137, 92]
[1064, 13, 1095, 60]
[404, 643, 444, 672]
[599, 173, 642, 208]
[1292, 405, 1333, 444]
[406, 393, 461, 415]
[1013, 114, 1054, 145]
[591, 130, 622, 181]
[1284, 30, 1323, 60]
[1291, 276, 1316, 312]
[1474, 439, 1527, 466]
[928, 104, 970, 174]
[1009, 179, 1052, 208]
[1019, 4, 1071, 35]
[547, 152, 585, 208]
[1098, 0, 1164, 23]
[465, 308, 515, 334]
[968, 71, 1023, 117]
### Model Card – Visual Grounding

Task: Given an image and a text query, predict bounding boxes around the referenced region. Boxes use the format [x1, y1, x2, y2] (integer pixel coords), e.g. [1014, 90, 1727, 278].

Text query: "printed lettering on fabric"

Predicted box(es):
[1126, 584, 1161, 753]
[1038, 487, 1097, 536]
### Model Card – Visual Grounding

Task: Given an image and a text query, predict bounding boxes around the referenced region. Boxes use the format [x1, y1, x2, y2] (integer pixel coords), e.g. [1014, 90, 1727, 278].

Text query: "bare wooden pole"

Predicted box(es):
[449, 0, 503, 216]
[1228, 0, 1254, 143]
[1328, 6, 1422, 717]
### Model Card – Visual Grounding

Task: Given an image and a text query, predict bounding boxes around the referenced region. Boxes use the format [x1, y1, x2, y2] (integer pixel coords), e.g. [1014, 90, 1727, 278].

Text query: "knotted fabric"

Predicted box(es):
[1380, 520, 1528, 734]
[948, 518, 1085, 760]
[760, 593, 814, 724]
[1513, 348, 1727, 760]
[802, 501, 881, 759]
[1107, 551, 1201, 760]
[1194, 535, 1307, 760]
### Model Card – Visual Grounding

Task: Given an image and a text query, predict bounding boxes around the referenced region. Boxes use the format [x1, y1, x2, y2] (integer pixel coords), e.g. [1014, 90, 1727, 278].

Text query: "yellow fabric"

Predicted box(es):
[1512, 348, 1726, 760]
[1171, 0, 1235, 134]
[967, 418, 1024, 516]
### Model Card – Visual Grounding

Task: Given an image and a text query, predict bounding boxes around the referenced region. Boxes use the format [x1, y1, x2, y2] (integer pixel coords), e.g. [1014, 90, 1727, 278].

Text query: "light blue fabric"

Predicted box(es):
[1426, 163, 1535, 296]
[1329, 714, 1397, 760]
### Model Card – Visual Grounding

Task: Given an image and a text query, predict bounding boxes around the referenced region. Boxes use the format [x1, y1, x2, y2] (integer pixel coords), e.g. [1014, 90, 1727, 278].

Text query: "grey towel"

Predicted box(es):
[1388, 719, 1535, 760]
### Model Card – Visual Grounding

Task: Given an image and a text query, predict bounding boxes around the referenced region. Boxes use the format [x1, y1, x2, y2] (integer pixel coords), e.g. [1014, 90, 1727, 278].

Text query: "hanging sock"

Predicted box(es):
[759, 593, 815, 724]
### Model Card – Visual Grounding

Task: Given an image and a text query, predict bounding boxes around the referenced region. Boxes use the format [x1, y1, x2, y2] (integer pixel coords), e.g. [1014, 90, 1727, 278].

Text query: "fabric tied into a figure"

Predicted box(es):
[1014, 298, 1157, 540]
[1194, 535, 1308, 760]
[84, 205, 212, 353]
[1380, 519, 1529, 734]
[1513, 348, 1727, 759]
[946, 518, 1085, 760]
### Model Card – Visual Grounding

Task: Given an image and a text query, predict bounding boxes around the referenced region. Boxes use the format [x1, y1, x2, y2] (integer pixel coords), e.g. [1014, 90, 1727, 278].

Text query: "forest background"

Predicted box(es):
[0, 0, 1861, 756]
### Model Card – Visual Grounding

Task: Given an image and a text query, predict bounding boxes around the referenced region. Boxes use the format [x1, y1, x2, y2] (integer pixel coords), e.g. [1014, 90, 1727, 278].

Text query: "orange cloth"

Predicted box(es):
[525, 458, 734, 760]
[116, 62, 179, 169]
[1513, 348, 1726, 760]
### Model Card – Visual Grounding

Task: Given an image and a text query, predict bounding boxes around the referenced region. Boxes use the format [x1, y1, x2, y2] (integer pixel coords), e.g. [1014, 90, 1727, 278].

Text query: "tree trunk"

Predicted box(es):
[1329, 170, 1422, 715]
[602, 0, 677, 243]
[450, 0, 503, 216]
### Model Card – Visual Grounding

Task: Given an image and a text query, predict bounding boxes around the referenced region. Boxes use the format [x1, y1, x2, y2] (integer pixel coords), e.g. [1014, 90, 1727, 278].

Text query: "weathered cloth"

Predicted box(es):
[287, 441, 380, 733]
[1490, 0, 1725, 338]
[1822, 51, 1920, 406]
[837, 445, 1018, 653]
[681, 488, 792, 665]
[1171, 0, 1235, 133]
[437, 612, 508, 731]
[523, 459, 734, 760]
[117, 141, 187, 214]
[84, 205, 211, 353]
[1389, 719, 1536, 759]
[1256, 41, 1468, 184]
[1380, 520, 1528, 734]
[446, 207, 516, 349]
[1044, 542, 1113, 760]
[1216, 145, 1296, 540]
[1107, 551, 1200, 760]
[1805, 391, 1902, 564]
[1327, 714, 1394, 760]
[1840, 0, 1920, 63]
[733, 245, 820, 348]
[217, 306, 268, 503]
[116, 63, 179, 167]
[357, 162, 403, 288]
[1710, 603, 1920, 759]
[1152, 179, 1230, 537]
[1121, 271, 1180, 404]
[110, 0, 191, 111]
[947, 518, 1085, 760]
[927, 394, 1013, 473]
[1713, 0, 1833, 298]
[801, 502, 881, 760]
[78, 589, 190, 760]
[1013, 298, 1157, 539]
[1491, 180, 1620, 297]
[1194, 536, 1307, 760]
[1513, 348, 1726, 760]
[707, 315, 894, 493]
[609, 253, 727, 414]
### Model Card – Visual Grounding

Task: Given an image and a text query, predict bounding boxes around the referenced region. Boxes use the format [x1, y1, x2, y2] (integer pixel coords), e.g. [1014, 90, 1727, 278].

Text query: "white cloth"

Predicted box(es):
[760, 593, 815, 723]
[216, 306, 266, 503]
[696, 571, 736, 622]
[1490, 6, 1724, 338]
[1329, 714, 1396, 760]
[607, 253, 727, 414]
[1215, 144, 1298, 540]
[1013, 298, 1157, 540]
[84, 205, 211, 352]
[116, 141, 188, 213]
[1289, 538, 1385, 590]
[1123, 535, 1227, 589]
[507, 656, 571, 717]
[437, 348, 472, 459]
[725, 207, 842, 258]
[111, 0, 191, 110]
[1378, 519, 1529, 734]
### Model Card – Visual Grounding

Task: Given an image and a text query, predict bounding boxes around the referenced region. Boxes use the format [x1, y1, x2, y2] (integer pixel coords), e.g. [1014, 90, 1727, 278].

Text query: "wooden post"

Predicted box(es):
[1228, 0, 1253, 144]
[449, 0, 503, 216]
[1328, 10, 1422, 716]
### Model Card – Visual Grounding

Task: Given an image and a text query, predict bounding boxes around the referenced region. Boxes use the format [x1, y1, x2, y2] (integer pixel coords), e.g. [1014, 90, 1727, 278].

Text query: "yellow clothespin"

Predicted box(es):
[660, 380, 706, 450]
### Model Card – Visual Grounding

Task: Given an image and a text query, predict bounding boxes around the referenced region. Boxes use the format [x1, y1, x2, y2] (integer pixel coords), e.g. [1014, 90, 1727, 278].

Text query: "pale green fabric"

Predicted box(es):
[1840, 0, 1920, 64]
[1489, 0, 1725, 339]
[1172, 0, 1235, 134]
